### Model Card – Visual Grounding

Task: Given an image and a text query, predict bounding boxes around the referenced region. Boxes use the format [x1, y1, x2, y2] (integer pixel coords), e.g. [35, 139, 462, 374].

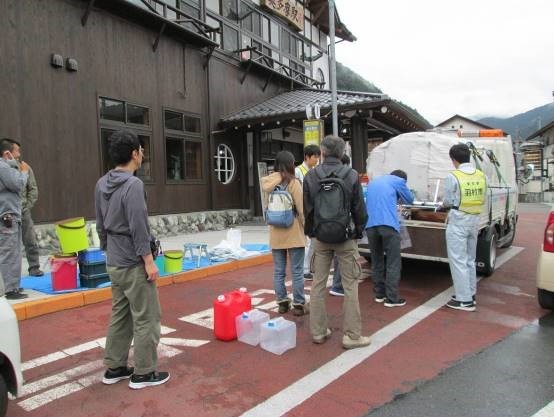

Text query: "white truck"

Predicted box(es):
[361, 129, 518, 276]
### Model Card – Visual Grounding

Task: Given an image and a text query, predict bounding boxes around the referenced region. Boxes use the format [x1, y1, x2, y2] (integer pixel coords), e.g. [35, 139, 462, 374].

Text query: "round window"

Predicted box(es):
[215, 144, 235, 184]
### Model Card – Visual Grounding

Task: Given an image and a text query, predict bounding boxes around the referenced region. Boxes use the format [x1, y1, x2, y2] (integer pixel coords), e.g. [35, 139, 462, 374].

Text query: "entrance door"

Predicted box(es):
[212, 133, 245, 209]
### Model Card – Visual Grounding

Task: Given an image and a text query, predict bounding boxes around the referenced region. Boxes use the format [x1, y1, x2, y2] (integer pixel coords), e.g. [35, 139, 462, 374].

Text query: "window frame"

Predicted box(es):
[163, 107, 205, 185]
[97, 96, 154, 183]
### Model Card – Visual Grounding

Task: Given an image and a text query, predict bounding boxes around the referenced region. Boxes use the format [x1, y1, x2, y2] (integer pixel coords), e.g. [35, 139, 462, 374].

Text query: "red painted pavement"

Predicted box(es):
[8, 205, 550, 417]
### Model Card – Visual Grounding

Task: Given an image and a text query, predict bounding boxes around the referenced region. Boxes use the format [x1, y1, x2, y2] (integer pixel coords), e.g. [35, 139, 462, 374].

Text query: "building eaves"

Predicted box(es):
[436, 114, 495, 130]
[220, 89, 386, 124]
[526, 120, 554, 141]
[306, 0, 356, 42]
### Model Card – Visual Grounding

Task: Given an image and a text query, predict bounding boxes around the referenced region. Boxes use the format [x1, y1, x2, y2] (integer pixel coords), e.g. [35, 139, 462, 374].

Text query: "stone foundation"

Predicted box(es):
[34, 209, 253, 253]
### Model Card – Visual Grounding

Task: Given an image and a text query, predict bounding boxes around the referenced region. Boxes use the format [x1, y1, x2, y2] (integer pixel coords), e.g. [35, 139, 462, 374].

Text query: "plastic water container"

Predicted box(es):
[236, 309, 270, 346]
[213, 288, 252, 341]
[260, 317, 296, 355]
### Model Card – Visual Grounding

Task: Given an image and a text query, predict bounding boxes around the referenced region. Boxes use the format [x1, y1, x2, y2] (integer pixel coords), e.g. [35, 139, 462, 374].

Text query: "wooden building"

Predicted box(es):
[1, 0, 426, 223]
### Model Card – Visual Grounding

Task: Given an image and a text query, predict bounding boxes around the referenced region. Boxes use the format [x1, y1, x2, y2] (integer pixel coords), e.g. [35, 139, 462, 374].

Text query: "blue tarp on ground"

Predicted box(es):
[21, 244, 270, 294]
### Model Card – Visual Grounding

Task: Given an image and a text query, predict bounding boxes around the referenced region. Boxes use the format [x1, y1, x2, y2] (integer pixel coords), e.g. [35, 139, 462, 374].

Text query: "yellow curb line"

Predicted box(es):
[15, 253, 273, 321]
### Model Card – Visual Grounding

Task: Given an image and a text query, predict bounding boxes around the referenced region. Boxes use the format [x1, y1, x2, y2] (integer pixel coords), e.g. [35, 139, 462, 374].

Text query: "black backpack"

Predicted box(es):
[313, 165, 352, 243]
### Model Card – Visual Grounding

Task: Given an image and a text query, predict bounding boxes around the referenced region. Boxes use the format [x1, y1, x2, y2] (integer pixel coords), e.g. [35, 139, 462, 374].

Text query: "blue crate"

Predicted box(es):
[78, 248, 106, 264]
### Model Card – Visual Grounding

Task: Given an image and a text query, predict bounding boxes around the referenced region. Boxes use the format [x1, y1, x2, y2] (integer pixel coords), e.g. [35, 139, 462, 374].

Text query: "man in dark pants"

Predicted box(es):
[15, 142, 43, 276]
[365, 170, 413, 307]
[95, 130, 169, 389]
[304, 135, 370, 349]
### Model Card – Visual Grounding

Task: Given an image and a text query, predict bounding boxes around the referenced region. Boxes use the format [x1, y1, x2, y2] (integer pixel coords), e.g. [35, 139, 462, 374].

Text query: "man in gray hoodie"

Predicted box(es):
[95, 130, 169, 389]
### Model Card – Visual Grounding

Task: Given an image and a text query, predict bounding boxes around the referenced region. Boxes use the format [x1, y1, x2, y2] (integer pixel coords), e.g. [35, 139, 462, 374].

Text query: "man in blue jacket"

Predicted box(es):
[365, 170, 413, 307]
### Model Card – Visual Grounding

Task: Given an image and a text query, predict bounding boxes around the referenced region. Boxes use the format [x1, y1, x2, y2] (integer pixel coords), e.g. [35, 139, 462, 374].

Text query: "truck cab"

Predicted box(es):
[0, 280, 23, 417]
[361, 129, 518, 276]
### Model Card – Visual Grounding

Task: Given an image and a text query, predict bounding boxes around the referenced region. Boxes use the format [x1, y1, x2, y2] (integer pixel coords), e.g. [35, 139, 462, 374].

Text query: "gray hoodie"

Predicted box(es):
[0, 158, 28, 220]
[95, 170, 152, 267]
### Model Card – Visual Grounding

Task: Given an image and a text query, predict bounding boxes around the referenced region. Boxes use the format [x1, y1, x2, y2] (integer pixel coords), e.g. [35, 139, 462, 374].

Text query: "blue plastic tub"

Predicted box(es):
[78, 248, 106, 264]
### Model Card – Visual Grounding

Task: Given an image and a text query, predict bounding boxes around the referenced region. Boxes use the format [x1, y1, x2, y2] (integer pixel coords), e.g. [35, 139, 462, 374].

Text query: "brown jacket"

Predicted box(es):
[261, 172, 306, 250]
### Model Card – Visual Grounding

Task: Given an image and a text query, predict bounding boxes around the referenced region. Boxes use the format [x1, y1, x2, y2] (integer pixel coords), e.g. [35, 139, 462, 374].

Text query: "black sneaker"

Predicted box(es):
[374, 295, 386, 303]
[129, 371, 170, 390]
[451, 294, 477, 305]
[5, 290, 28, 300]
[102, 366, 134, 385]
[303, 273, 313, 281]
[28, 268, 44, 277]
[446, 299, 476, 312]
[277, 299, 291, 314]
[384, 298, 406, 308]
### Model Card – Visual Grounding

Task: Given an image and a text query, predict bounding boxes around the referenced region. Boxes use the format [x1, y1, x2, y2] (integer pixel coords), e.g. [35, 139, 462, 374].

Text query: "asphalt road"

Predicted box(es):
[368, 313, 554, 417]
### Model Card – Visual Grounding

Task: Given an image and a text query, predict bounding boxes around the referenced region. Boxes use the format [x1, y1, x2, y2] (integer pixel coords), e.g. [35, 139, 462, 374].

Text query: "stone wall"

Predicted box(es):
[34, 209, 253, 253]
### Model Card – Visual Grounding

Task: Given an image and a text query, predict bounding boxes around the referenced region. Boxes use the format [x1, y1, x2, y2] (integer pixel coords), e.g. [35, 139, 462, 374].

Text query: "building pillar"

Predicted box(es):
[252, 128, 263, 216]
[351, 116, 368, 173]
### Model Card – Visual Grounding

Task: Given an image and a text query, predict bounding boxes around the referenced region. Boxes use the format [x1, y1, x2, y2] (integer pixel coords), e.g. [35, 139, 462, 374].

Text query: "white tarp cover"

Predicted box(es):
[366, 132, 516, 202]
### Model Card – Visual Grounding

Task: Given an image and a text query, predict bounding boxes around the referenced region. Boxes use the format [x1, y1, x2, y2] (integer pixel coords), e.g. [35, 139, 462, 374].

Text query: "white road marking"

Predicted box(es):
[18, 343, 183, 411]
[160, 337, 210, 348]
[531, 400, 554, 417]
[179, 289, 278, 329]
[239, 246, 524, 417]
[21, 326, 176, 372]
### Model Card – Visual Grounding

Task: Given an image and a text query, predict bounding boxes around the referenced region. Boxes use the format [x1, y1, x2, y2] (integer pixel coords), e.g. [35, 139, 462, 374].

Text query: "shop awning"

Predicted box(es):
[220, 89, 431, 132]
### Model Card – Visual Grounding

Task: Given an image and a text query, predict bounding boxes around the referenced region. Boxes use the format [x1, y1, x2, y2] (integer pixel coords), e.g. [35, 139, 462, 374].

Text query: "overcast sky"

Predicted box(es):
[334, 0, 554, 125]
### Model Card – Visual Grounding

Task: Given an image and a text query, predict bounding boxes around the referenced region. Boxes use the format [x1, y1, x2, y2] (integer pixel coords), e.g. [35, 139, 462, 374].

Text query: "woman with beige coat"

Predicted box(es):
[261, 151, 308, 316]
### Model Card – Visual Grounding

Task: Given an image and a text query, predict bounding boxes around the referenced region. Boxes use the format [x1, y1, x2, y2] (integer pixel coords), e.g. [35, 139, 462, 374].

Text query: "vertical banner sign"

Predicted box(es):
[303, 119, 324, 146]
[257, 162, 269, 219]
[261, 0, 304, 31]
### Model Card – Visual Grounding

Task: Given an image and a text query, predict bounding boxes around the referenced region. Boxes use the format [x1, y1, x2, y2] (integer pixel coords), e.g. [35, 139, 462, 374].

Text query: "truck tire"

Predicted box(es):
[0, 374, 7, 417]
[538, 288, 554, 310]
[476, 230, 497, 277]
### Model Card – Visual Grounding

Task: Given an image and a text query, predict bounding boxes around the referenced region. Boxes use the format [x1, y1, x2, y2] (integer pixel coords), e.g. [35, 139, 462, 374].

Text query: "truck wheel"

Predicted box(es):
[538, 288, 554, 310]
[476, 230, 497, 277]
[0, 374, 7, 417]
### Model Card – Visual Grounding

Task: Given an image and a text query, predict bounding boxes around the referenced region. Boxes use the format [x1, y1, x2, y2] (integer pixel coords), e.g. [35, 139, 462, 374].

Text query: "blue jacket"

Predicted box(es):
[365, 174, 413, 232]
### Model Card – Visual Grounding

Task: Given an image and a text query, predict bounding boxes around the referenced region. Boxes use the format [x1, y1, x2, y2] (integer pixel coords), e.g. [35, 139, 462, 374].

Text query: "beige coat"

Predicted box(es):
[261, 172, 306, 250]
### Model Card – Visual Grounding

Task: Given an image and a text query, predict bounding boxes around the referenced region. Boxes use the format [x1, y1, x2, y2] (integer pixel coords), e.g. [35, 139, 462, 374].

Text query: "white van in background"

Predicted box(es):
[361, 129, 518, 276]
[0, 280, 23, 417]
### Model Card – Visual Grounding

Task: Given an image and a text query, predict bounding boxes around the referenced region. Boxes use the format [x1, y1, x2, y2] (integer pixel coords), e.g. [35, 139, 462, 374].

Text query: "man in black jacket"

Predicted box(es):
[303, 135, 370, 349]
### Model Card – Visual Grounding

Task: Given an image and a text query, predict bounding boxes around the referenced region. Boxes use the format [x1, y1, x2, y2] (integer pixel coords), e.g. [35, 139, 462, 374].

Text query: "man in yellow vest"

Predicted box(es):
[295, 144, 320, 280]
[443, 143, 486, 312]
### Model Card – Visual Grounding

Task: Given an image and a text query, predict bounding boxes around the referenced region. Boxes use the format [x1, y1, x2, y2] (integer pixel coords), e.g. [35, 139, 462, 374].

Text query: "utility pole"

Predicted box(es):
[328, 0, 338, 136]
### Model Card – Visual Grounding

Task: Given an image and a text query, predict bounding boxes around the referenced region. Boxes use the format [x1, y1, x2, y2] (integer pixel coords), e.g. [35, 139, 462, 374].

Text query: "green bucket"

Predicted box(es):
[164, 250, 183, 274]
[55, 217, 89, 254]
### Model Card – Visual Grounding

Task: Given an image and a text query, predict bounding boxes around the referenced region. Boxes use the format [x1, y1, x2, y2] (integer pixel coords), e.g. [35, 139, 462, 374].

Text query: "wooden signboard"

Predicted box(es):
[261, 0, 304, 31]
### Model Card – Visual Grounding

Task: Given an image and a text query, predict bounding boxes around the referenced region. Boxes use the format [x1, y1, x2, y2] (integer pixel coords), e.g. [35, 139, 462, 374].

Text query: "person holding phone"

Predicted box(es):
[0, 138, 30, 300]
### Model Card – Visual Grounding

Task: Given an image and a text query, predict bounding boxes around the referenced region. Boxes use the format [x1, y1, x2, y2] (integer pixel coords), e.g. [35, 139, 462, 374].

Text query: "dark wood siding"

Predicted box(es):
[0, 0, 292, 222]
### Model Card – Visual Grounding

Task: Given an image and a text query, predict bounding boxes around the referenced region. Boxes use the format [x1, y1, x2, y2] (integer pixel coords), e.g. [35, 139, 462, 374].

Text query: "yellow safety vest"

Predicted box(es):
[297, 164, 309, 176]
[452, 169, 486, 215]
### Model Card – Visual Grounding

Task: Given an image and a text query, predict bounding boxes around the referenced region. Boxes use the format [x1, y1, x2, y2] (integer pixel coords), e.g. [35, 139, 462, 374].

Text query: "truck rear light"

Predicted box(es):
[544, 212, 554, 253]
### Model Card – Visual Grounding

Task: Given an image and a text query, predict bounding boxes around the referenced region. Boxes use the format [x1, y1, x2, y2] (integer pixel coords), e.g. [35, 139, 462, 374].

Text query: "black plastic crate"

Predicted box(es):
[79, 272, 110, 288]
[78, 261, 107, 276]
